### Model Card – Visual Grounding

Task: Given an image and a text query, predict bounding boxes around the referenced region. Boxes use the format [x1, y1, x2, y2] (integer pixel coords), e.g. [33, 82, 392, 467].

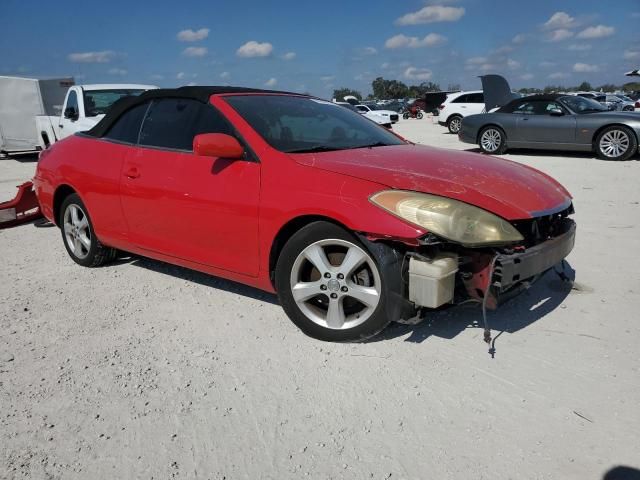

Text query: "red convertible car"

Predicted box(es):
[34, 87, 576, 342]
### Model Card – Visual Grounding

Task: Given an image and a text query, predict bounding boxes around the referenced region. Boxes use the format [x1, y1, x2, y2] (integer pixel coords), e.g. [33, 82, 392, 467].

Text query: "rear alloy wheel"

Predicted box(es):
[595, 126, 637, 161]
[447, 115, 462, 134]
[275, 222, 394, 342]
[478, 126, 507, 155]
[60, 194, 116, 267]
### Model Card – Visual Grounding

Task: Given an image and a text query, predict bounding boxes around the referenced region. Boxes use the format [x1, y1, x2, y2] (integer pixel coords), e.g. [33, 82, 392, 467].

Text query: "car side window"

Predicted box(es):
[541, 101, 564, 114]
[467, 93, 484, 103]
[356, 106, 368, 113]
[103, 103, 150, 144]
[452, 94, 469, 103]
[138, 98, 233, 151]
[513, 102, 536, 114]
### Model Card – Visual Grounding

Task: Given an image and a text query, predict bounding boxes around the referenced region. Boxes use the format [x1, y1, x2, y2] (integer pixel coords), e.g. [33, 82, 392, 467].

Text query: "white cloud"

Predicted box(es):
[624, 49, 640, 60]
[507, 59, 520, 70]
[362, 46, 378, 55]
[404, 67, 432, 81]
[107, 68, 127, 76]
[236, 41, 273, 58]
[186, 81, 197, 86]
[219, 71, 230, 79]
[320, 75, 335, 82]
[177, 72, 186, 80]
[512, 33, 527, 44]
[632, 12, 640, 18]
[543, 12, 576, 30]
[573, 62, 599, 73]
[567, 44, 592, 51]
[282, 52, 296, 60]
[576, 25, 615, 39]
[548, 72, 569, 79]
[539, 61, 556, 68]
[385, 33, 447, 49]
[182, 46, 207, 57]
[520, 73, 534, 81]
[466, 56, 488, 65]
[176, 28, 209, 42]
[150, 74, 164, 80]
[495, 45, 514, 54]
[381, 62, 390, 69]
[547, 29, 574, 42]
[264, 77, 277, 87]
[68, 50, 116, 63]
[395, 5, 465, 25]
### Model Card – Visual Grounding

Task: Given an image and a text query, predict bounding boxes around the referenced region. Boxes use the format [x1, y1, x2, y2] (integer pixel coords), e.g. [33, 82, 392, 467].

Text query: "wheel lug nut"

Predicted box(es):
[330, 293, 338, 299]
[337, 273, 344, 280]
[320, 285, 327, 291]
[341, 286, 348, 292]
[324, 272, 331, 278]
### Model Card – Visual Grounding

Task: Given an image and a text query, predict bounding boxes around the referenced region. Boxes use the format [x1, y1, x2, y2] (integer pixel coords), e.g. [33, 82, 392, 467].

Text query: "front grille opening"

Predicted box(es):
[511, 206, 573, 247]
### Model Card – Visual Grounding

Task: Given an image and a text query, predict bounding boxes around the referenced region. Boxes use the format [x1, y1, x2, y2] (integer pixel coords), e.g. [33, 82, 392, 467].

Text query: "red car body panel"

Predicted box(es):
[292, 144, 571, 220]
[34, 92, 572, 295]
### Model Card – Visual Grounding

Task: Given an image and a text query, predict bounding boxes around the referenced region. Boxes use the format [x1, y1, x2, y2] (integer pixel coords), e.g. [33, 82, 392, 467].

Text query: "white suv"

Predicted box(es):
[438, 91, 485, 134]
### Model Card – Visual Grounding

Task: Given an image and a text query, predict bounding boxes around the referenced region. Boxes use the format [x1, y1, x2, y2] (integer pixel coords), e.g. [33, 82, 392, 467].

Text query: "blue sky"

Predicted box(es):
[1, 0, 638, 97]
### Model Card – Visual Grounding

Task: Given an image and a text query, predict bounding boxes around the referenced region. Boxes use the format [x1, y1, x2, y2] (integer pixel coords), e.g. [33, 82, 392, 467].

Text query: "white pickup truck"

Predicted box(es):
[36, 84, 157, 148]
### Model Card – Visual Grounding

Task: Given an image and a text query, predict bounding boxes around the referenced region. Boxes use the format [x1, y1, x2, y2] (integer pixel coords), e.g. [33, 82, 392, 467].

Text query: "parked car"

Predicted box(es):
[438, 91, 485, 134]
[354, 104, 399, 127]
[34, 86, 576, 342]
[0, 75, 74, 157]
[459, 93, 640, 160]
[36, 83, 158, 148]
[612, 94, 637, 111]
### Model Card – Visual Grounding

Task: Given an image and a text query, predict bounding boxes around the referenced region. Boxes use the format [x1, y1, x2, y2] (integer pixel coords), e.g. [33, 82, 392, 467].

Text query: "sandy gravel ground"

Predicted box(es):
[1, 119, 639, 479]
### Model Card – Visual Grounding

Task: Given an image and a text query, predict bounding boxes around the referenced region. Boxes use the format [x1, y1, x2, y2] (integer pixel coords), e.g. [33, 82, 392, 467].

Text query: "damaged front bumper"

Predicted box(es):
[406, 217, 576, 310]
[0, 181, 42, 229]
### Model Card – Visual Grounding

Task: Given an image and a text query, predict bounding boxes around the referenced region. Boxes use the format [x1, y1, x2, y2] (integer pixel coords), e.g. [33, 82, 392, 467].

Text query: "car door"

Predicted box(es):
[58, 90, 80, 139]
[119, 98, 261, 276]
[514, 100, 576, 144]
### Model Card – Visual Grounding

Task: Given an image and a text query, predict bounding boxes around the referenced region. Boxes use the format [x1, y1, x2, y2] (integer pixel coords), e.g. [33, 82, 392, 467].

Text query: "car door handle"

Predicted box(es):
[125, 168, 140, 179]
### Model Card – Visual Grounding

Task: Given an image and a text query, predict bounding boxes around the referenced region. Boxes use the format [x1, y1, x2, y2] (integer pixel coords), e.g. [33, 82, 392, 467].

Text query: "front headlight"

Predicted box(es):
[370, 190, 524, 247]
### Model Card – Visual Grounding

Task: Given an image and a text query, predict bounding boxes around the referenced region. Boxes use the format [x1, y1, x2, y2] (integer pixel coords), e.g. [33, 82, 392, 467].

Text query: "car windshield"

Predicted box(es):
[83, 89, 146, 117]
[559, 95, 608, 113]
[224, 95, 405, 153]
[616, 95, 632, 102]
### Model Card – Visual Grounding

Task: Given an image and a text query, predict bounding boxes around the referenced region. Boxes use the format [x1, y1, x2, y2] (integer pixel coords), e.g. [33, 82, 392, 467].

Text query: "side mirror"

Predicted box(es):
[193, 133, 244, 159]
[549, 108, 564, 116]
[64, 107, 78, 120]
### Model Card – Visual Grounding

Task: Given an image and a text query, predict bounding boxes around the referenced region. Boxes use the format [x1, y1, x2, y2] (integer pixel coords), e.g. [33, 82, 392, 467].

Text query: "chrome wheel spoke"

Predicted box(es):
[338, 246, 366, 278]
[326, 299, 345, 328]
[346, 284, 380, 307]
[303, 244, 332, 274]
[291, 281, 323, 302]
[78, 232, 91, 249]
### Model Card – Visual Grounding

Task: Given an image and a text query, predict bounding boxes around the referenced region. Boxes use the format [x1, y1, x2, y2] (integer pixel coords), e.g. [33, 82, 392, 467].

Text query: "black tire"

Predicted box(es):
[59, 193, 116, 267]
[275, 221, 414, 342]
[447, 115, 462, 134]
[595, 126, 637, 161]
[478, 125, 508, 155]
[402, 112, 409, 119]
[417, 112, 424, 119]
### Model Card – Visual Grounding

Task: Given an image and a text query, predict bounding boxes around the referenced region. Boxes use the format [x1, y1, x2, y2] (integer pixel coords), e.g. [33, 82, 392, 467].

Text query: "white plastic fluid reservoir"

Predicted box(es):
[408, 253, 458, 308]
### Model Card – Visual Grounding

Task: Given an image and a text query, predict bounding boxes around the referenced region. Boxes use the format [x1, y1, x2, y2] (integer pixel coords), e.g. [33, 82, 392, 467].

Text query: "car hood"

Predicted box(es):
[291, 144, 572, 220]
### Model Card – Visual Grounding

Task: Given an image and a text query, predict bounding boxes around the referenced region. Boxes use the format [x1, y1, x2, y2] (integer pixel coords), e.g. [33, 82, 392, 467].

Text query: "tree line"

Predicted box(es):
[334, 77, 640, 101]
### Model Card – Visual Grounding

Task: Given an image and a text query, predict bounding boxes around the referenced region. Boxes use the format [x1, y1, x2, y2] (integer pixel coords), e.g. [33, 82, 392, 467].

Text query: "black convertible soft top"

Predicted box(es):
[86, 86, 303, 138]
[497, 93, 564, 113]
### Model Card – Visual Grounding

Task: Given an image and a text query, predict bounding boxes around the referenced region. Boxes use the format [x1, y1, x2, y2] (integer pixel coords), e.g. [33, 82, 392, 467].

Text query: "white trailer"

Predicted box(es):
[0, 76, 74, 156]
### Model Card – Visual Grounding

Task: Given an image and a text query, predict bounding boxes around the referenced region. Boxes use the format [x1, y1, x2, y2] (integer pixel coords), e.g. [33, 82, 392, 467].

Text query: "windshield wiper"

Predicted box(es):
[346, 142, 392, 149]
[286, 145, 343, 153]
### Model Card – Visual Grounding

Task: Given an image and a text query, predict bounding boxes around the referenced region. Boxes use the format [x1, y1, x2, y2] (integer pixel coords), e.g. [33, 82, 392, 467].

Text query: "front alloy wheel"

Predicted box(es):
[290, 239, 381, 330]
[596, 126, 636, 161]
[447, 116, 462, 134]
[275, 221, 397, 342]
